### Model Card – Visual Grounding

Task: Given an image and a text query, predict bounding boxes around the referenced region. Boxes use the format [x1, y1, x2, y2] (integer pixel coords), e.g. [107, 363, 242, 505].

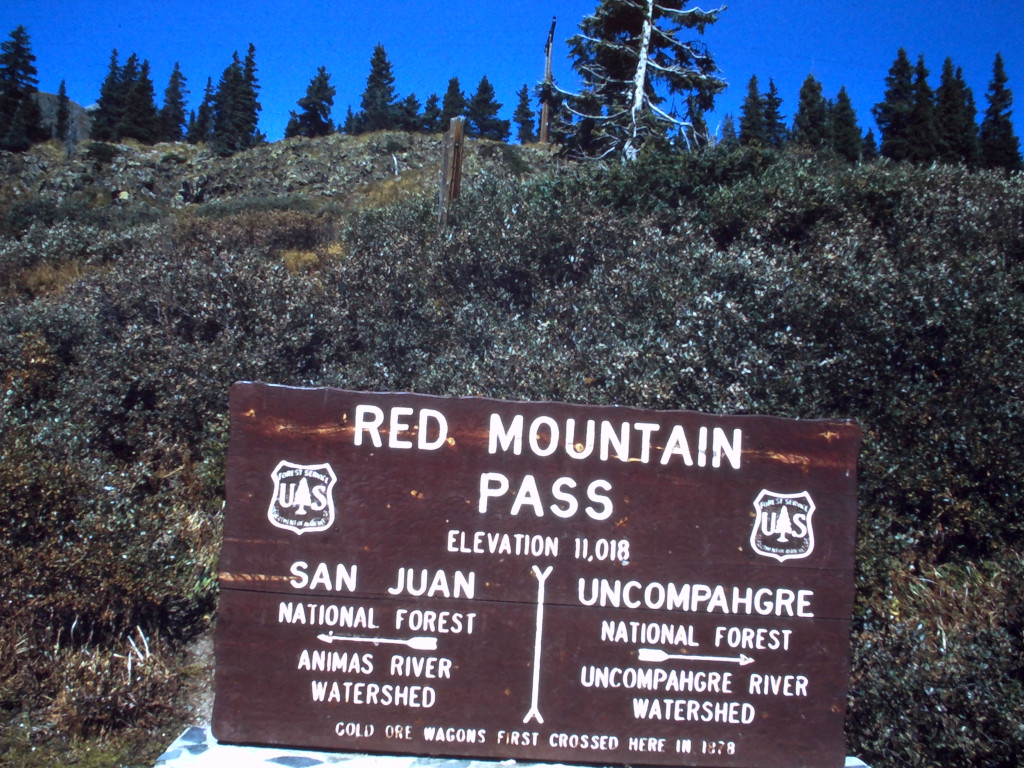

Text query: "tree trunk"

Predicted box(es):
[624, 0, 655, 161]
[540, 17, 556, 144]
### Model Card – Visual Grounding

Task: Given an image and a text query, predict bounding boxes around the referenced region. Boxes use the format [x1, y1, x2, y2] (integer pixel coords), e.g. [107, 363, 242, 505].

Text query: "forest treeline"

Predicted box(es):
[2, 7, 1022, 171]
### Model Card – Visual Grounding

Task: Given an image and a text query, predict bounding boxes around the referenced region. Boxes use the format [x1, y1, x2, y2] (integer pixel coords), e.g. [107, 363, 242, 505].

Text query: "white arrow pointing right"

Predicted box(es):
[638, 647, 755, 666]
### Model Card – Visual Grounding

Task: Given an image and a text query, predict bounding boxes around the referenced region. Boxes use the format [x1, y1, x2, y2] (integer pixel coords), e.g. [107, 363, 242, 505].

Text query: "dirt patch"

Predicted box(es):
[173, 627, 216, 726]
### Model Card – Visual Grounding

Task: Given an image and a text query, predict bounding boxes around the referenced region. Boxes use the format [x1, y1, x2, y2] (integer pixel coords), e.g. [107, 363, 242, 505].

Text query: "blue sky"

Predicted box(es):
[3, 1, 1022, 143]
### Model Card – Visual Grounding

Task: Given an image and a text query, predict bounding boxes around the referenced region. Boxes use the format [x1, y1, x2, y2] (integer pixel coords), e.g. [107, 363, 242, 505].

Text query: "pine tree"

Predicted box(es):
[91, 51, 160, 144]
[293, 477, 312, 515]
[441, 77, 467, 126]
[738, 75, 765, 146]
[422, 93, 442, 133]
[91, 50, 124, 141]
[934, 59, 982, 167]
[55, 79, 69, 141]
[0, 25, 45, 151]
[285, 65, 335, 139]
[396, 93, 421, 132]
[352, 43, 399, 133]
[564, 0, 726, 160]
[958, 74, 983, 166]
[792, 74, 828, 147]
[829, 86, 861, 162]
[535, 78, 572, 145]
[187, 77, 215, 144]
[342, 106, 357, 134]
[211, 52, 246, 154]
[979, 53, 1023, 172]
[466, 75, 509, 141]
[958, 67, 982, 167]
[684, 93, 710, 147]
[906, 55, 938, 162]
[513, 84, 536, 143]
[120, 57, 160, 143]
[873, 48, 915, 161]
[210, 47, 262, 154]
[861, 129, 879, 161]
[160, 62, 188, 142]
[240, 43, 263, 146]
[718, 113, 739, 148]
[762, 78, 787, 147]
[775, 507, 794, 543]
[1, 100, 31, 151]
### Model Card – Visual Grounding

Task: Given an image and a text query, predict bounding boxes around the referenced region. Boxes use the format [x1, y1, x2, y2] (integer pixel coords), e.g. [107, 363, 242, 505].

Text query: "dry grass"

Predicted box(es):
[359, 168, 433, 209]
[19, 258, 85, 296]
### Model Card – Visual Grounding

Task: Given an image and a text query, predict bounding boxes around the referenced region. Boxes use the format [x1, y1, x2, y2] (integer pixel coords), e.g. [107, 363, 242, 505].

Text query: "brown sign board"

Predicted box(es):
[213, 383, 861, 768]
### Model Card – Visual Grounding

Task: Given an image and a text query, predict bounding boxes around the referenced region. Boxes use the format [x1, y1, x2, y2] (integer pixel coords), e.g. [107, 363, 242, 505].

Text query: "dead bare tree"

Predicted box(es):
[539, 17, 557, 144]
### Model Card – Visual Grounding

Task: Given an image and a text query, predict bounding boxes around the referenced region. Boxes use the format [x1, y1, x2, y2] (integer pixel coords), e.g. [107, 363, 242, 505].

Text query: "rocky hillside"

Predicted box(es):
[0, 131, 558, 217]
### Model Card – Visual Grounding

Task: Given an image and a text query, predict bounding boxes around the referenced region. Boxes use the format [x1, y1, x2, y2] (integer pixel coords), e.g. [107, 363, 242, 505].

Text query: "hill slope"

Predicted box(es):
[0, 130, 556, 216]
[1, 135, 1022, 768]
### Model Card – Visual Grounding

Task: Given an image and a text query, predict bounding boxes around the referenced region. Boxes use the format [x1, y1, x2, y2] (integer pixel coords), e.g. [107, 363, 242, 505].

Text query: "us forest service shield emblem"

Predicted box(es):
[267, 460, 338, 534]
[750, 489, 816, 562]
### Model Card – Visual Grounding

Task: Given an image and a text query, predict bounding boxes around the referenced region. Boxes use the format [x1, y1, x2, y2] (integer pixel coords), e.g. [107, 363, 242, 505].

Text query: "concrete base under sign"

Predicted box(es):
[154, 725, 871, 768]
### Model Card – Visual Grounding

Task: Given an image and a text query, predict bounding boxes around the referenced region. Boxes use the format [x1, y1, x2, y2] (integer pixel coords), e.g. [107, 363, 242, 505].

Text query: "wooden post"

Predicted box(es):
[438, 116, 465, 227]
[539, 17, 556, 144]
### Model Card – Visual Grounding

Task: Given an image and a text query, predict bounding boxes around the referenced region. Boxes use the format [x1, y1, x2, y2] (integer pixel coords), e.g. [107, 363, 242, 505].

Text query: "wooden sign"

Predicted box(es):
[213, 383, 861, 768]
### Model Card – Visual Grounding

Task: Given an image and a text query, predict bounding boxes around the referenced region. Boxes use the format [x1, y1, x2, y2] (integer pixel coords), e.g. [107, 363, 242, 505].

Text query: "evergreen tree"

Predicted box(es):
[979, 53, 1023, 172]
[907, 55, 938, 162]
[91, 50, 124, 141]
[211, 51, 247, 154]
[441, 77, 467, 126]
[90, 50, 161, 144]
[792, 74, 828, 147]
[861, 129, 879, 161]
[422, 93, 442, 133]
[535, 78, 572, 145]
[396, 93, 422, 132]
[466, 75, 509, 141]
[351, 43, 399, 133]
[958, 71, 983, 167]
[935, 58, 960, 163]
[1, 100, 32, 151]
[120, 57, 160, 143]
[513, 84, 536, 143]
[187, 77, 215, 144]
[55, 79, 69, 141]
[718, 113, 739, 148]
[684, 93, 711, 147]
[564, 0, 726, 160]
[935, 58, 978, 165]
[738, 75, 765, 146]
[775, 506, 794, 542]
[342, 106, 357, 134]
[958, 66, 982, 166]
[160, 62, 188, 142]
[240, 43, 263, 145]
[285, 65, 335, 139]
[873, 48, 915, 161]
[762, 78, 787, 147]
[0, 25, 45, 151]
[829, 86, 861, 162]
[210, 46, 262, 153]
